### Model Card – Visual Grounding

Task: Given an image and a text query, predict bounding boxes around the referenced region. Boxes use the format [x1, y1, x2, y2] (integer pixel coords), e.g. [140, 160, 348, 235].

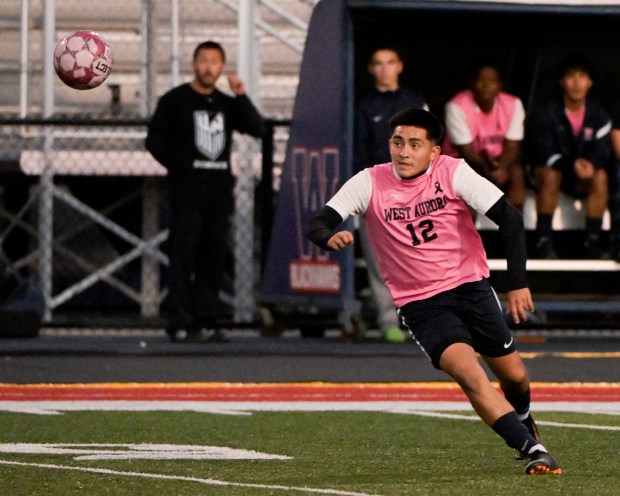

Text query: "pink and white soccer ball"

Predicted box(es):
[53, 30, 113, 90]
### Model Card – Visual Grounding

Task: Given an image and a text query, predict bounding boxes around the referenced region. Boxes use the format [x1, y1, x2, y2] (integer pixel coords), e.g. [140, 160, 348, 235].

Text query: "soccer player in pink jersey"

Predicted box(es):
[443, 61, 527, 211]
[306, 108, 561, 475]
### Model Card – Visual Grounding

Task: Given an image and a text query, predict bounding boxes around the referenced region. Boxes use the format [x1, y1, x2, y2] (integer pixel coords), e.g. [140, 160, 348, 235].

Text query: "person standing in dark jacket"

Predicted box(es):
[146, 40, 265, 342]
[525, 54, 612, 259]
[355, 47, 428, 168]
[354, 47, 427, 343]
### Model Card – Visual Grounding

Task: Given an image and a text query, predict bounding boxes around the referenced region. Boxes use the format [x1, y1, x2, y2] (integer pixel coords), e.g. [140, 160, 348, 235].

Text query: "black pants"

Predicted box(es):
[167, 203, 232, 328]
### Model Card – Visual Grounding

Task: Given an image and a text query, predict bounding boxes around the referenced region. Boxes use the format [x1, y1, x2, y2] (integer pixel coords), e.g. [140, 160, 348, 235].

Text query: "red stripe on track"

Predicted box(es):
[0, 383, 619, 402]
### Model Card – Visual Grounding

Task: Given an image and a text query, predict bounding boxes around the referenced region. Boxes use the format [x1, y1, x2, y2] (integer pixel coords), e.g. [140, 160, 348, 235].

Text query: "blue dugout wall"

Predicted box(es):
[260, 0, 356, 320]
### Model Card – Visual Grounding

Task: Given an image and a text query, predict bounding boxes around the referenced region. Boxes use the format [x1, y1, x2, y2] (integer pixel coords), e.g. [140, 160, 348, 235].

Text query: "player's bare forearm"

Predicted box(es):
[505, 287, 534, 325]
[327, 231, 354, 250]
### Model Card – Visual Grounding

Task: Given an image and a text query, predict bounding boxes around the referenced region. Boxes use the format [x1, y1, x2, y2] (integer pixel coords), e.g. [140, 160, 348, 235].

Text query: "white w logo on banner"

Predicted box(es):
[291, 147, 340, 260]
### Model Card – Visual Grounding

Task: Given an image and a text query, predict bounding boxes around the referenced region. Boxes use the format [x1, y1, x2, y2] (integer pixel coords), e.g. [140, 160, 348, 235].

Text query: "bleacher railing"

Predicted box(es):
[0, 117, 288, 325]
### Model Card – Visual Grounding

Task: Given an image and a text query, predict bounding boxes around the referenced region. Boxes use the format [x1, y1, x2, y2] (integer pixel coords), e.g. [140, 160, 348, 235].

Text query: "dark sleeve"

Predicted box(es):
[145, 93, 173, 169]
[524, 105, 569, 171]
[305, 206, 344, 251]
[233, 94, 266, 138]
[484, 196, 528, 291]
[586, 104, 613, 169]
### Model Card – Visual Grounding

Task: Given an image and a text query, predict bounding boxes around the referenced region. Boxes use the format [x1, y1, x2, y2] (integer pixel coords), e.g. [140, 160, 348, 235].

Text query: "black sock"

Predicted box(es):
[585, 217, 603, 244]
[536, 214, 553, 242]
[503, 387, 531, 419]
[491, 411, 539, 454]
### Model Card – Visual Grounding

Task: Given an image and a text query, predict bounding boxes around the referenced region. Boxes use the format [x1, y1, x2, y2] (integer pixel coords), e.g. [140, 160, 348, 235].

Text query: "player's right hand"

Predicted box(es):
[327, 231, 354, 250]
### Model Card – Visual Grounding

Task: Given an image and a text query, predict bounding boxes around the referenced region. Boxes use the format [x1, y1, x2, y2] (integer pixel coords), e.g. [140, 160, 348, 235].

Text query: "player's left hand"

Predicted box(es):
[327, 231, 354, 250]
[227, 74, 245, 95]
[505, 287, 534, 324]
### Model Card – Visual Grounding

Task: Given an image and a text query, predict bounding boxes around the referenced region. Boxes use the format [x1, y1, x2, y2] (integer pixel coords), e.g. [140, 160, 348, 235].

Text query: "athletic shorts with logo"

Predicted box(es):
[398, 278, 516, 369]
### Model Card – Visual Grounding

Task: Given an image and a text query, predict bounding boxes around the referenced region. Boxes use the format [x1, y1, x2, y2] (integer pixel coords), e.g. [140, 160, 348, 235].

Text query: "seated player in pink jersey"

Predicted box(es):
[306, 108, 561, 475]
[442, 61, 527, 211]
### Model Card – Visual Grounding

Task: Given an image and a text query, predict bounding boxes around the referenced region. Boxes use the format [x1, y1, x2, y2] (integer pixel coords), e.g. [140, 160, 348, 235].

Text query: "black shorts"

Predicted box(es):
[398, 278, 516, 370]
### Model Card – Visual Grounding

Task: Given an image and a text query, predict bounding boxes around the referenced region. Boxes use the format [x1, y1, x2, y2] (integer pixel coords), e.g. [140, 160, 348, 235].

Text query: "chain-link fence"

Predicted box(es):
[0, 119, 163, 323]
[0, 117, 288, 327]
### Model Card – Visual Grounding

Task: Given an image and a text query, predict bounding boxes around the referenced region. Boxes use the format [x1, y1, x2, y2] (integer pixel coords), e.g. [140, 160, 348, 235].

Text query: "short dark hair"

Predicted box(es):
[557, 53, 594, 80]
[467, 57, 504, 84]
[193, 40, 226, 62]
[369, 46, 403, 62]
[389, 108, 444, 143]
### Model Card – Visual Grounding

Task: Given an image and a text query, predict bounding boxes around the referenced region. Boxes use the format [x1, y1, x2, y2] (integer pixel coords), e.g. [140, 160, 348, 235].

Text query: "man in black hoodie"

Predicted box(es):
[146, 40, 265, 341]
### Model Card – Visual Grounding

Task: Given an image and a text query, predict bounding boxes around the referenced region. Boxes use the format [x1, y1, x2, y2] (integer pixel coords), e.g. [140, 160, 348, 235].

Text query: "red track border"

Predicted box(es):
[0, 382, 619, 402]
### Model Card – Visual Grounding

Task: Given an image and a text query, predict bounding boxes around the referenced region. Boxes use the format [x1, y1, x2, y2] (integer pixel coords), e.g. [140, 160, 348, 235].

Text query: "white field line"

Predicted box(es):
[0, 401, 618, 432]
[0, 400, 619, 415]
[388, 410, 620, 431]
[0, 460, 383, 496]
[0, 443, 292, 461]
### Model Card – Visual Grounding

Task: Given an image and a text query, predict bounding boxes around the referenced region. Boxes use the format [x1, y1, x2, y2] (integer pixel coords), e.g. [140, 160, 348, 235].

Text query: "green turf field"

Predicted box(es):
[0, 409, 618, 495]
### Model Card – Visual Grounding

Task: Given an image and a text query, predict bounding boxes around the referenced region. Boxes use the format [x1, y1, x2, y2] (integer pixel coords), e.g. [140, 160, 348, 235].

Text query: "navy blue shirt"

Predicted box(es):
[354, 87, 428, 171]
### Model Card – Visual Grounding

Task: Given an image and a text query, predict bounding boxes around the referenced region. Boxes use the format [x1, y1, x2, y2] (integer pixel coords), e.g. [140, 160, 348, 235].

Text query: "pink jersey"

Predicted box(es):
[442, 90, 523, 160]
[364, 157, 490, 306]
[565, 106, 585, 136]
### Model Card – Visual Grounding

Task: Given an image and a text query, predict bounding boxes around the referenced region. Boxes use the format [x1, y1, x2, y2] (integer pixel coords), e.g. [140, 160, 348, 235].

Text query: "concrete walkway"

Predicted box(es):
[0, 327, 619, 384]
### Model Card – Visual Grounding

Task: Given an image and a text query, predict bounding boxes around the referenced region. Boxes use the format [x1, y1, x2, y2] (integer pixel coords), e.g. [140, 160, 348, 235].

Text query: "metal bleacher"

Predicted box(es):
[476, 190, 620, 328]
[0, 0, 317, 118]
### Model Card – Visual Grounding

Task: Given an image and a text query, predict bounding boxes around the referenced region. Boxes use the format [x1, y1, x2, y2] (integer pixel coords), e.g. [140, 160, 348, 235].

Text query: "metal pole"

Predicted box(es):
[171, 0, 180, 87]
[43, 0, 55, 118]
[139, 0, 151, 117]
[39, 0, 56, 322]
[141, 0, 161, 318]
[237, 0, 259, 103]
[233, 0, 260, 323]
[19, 0, 29, 117]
